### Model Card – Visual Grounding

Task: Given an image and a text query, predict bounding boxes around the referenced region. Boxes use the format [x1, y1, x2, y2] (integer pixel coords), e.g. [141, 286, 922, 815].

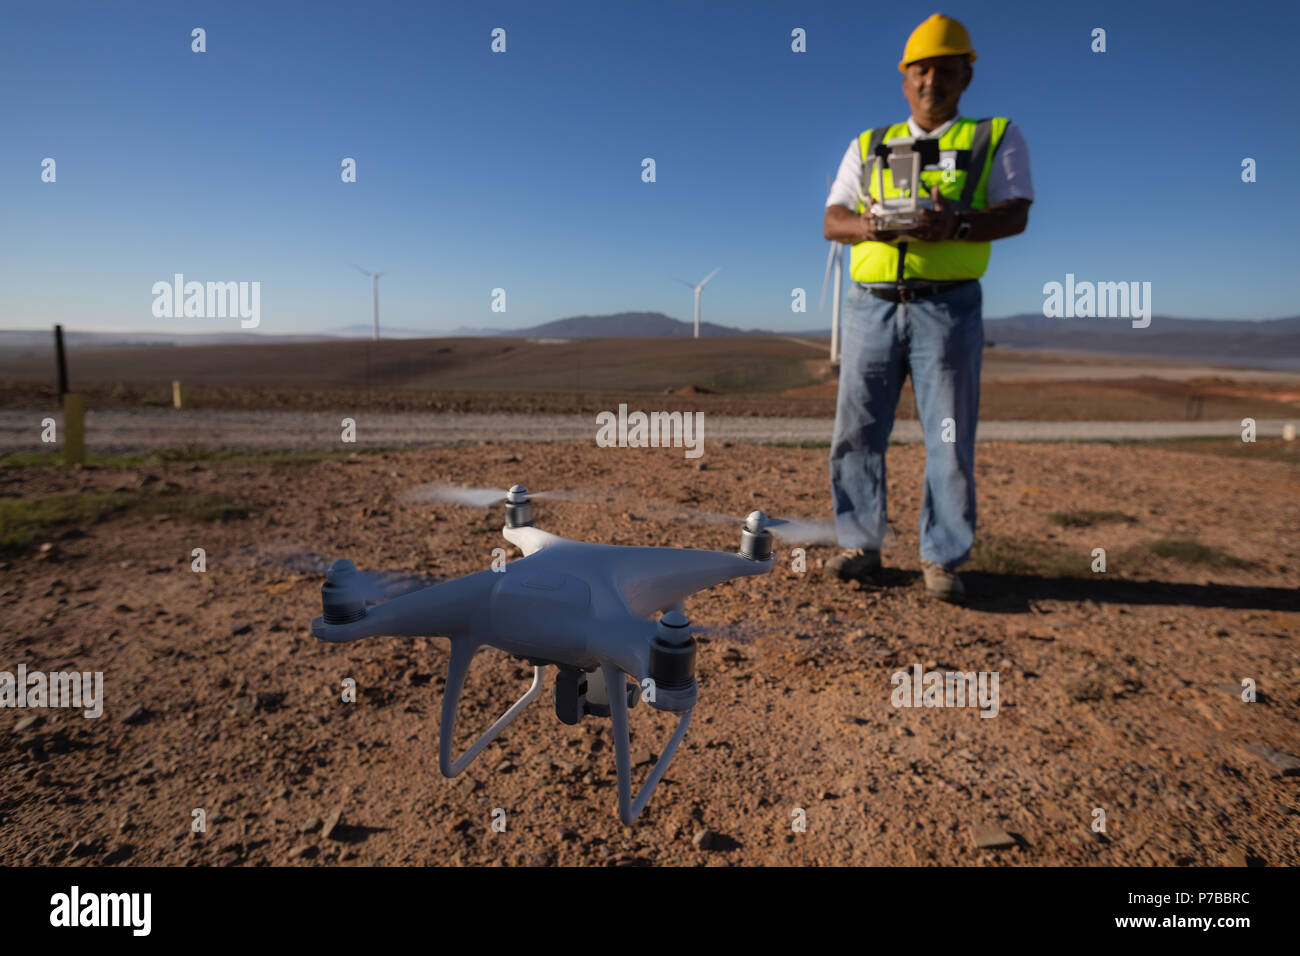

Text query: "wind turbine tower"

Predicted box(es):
[354, 265, 387, 341]
[676, 267, 721, 339]
[820, 174, 844, 365]
[820, 238, 843, 365]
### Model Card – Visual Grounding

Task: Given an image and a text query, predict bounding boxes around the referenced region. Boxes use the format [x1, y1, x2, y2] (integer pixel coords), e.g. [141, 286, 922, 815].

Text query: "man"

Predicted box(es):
[822, 13, 1033, 603]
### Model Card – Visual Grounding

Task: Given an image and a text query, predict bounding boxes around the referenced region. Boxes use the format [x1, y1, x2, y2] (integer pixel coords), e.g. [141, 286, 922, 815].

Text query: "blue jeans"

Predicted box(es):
[829, 280, 983, 568]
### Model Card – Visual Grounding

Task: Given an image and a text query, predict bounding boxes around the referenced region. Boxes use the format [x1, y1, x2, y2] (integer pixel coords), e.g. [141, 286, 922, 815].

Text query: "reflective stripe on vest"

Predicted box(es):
[849, 116, 1008, 283]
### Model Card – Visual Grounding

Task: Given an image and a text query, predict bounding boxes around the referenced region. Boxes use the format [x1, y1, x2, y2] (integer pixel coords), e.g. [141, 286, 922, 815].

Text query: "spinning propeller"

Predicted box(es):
[677, 507, 838, 546]
[233, 540, 437, 601]
[404, 482, 837, 545]
[399, 482, 580, 508]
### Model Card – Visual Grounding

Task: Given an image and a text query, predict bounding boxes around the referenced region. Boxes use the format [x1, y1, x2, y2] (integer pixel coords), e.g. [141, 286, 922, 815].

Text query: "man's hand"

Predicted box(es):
[907, 186, 959, 242]
[858, 212, 906, 244]
[824, 204, 905, 245]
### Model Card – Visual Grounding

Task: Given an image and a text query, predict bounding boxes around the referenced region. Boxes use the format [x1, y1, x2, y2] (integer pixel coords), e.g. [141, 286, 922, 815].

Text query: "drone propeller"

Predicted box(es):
[688, 620, 778, 644]
[753, 514, 839, 545]
[319, 558, 420, 621]
[233, 540, 438, 602]
[399, 485, 826, 544]
[398, 482, 583, 508]
[648, 505, 839, 546]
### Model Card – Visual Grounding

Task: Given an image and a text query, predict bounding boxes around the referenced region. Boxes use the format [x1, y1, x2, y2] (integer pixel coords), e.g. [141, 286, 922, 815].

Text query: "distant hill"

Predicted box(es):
[0, 329, 341, 349]
[983, 314, 1300, 370]
[335, 312, 794, 338]
[329, 323, 509, 338]
[510, 311, 777, 338]
[0, 312, 806, 349]
[4, 311, 1298, 370]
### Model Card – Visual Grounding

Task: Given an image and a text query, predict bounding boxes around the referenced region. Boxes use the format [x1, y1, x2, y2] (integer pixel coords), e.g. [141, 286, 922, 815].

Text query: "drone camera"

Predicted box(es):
[554, 666, 638, 725]
[321, 559, 367, 624]
[505, 483, 534, 529]
[648, 610, 698, 712]
[739, 511, 774, 562]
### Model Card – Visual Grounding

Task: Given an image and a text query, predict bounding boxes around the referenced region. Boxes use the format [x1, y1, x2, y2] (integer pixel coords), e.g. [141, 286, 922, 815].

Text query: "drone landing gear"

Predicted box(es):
[602, 662, 692, 826]
[552, 664, 687, 824]
[438, 640, 545, 777]
[437, 648, 691, 826]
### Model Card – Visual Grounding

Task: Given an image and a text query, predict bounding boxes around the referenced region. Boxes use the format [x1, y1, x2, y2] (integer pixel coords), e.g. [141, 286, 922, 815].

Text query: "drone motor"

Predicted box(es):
[739, 510, 774, 562]
[648, 609, 698, 712]
[505, 483, 534, 529]
[321, 559, 368, 624]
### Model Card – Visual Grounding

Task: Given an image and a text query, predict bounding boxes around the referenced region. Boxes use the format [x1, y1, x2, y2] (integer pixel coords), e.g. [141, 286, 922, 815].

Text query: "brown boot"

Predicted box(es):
[921, 560, 966, 604]
[824, 548, 882, 583]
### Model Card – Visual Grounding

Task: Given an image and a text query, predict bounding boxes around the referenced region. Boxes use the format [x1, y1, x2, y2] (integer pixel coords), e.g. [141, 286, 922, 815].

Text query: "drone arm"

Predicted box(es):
[603, 661, 692, 826]
[312, 570, 498, 643]
[439, 639, 546, 777]
[617, 549, 775, 620]
[502, 524, 566, 557]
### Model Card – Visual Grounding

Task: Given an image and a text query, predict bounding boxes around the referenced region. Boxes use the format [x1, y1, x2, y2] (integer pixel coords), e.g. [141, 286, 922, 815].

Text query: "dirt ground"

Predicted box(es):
[1, 438, 1297, 866]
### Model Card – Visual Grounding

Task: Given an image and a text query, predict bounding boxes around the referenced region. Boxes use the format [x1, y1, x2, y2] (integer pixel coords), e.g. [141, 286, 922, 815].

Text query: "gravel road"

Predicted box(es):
[3, 409, 1293, 454]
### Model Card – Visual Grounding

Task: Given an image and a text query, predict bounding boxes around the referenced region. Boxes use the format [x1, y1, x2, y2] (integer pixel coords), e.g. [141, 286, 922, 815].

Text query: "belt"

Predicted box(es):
[866, 279, 975, 303]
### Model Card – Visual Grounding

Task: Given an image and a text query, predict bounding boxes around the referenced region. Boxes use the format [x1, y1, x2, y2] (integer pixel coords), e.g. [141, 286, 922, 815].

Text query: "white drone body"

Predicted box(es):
[311, 485, 778, 825]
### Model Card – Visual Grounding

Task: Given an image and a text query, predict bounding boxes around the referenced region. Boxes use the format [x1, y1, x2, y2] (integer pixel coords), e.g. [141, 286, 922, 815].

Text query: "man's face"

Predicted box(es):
[902, 55, 971, 120]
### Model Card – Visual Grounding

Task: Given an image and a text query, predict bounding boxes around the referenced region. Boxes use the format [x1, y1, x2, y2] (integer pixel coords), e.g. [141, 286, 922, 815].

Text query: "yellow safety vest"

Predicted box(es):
[850, 116, 1009, 282]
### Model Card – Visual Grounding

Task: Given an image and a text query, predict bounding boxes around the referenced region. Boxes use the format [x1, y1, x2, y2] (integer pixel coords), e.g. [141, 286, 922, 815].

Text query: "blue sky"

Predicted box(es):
[2, 0, 1296, 335]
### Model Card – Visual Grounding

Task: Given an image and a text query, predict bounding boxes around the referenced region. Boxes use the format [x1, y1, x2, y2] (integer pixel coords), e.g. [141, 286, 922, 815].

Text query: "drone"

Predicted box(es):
[310, 483, 833, 825]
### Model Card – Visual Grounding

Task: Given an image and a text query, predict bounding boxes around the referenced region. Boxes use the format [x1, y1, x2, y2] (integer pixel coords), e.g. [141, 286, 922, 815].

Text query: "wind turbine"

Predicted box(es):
[819, 176, 844, 365]
[674, 267, 721, 339]
[353, 264, 386, 341]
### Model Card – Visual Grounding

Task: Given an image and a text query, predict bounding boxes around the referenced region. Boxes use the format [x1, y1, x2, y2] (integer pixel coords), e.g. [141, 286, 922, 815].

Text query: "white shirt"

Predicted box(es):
[826, 116, 1034, 210]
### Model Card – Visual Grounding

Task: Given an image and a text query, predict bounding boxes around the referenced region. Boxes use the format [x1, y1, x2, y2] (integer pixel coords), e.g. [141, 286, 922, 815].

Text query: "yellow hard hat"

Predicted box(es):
[899, 13, 976, 72]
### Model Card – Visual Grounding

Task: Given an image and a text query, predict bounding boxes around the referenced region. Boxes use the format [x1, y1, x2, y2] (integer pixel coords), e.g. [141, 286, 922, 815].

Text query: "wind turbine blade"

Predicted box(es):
[352, 263, 374, 277]
[697, 267, 721, 289]
[819, 240, 836, 312]
[672, 277, 695, 288]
